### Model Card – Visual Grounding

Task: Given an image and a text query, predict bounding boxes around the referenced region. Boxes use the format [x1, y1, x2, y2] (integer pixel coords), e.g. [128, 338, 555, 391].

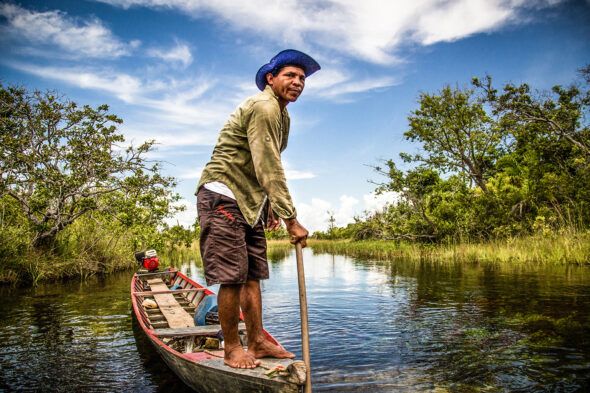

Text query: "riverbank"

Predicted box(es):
[308, 231, 590, 265]
[3, 232, 588, 286]
[0, 246, 137, 286]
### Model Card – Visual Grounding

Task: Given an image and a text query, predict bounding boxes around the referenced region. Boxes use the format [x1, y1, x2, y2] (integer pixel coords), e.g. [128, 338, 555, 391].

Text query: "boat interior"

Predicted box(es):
[132, 269, 306, 385]
[133, 270, 240, 354]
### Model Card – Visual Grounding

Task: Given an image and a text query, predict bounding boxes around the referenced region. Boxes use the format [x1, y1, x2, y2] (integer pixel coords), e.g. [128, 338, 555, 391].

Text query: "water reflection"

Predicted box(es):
[0, 250, 589, 392]
[0, 273, 173, 392]
[262, 251, 590, 392]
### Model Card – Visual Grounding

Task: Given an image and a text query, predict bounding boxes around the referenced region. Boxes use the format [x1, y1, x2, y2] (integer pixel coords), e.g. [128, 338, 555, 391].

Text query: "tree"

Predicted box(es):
[372, 161, 446, 240]
[474, 72, 590, 158]
[0, 84, 179, 248]
[405, 85, 504, 193]
[474, 71, 590, 229]
[326, 210, 336, 239]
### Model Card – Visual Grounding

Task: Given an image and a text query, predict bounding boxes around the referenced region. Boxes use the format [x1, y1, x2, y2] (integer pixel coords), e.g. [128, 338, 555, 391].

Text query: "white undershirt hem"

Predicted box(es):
[203, 181, 236, 200]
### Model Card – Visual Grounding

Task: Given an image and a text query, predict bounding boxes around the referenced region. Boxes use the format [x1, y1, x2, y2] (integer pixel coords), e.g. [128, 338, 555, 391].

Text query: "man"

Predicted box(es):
[196, 49, 320, 369]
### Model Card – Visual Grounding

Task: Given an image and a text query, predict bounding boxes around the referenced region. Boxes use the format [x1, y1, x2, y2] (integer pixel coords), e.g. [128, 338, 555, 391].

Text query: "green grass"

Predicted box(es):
[266, 240, 295, 262]
[0, 217, 141, 285]
[309, 231, 590, 265]
[4, 228, 587, 286]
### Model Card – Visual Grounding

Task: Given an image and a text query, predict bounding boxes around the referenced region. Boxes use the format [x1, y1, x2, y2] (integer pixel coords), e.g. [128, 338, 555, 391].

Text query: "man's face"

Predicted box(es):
[266, 66, 306, 107]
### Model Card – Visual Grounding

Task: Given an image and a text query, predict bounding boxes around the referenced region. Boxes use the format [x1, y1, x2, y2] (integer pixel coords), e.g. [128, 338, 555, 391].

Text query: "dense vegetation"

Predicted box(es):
[316, 67, 590, 245]
[3, 66, 589, 282]
[0, 84, 197, 284]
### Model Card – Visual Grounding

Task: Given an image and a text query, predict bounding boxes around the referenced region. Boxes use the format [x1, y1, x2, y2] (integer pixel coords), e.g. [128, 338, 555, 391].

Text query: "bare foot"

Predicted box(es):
[248, 339, 295, 359]
[224, 345, 261, 369]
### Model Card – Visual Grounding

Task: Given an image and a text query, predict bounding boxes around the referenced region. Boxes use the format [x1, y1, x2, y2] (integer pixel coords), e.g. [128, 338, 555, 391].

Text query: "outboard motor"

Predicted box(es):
[134, 249, 160, 272]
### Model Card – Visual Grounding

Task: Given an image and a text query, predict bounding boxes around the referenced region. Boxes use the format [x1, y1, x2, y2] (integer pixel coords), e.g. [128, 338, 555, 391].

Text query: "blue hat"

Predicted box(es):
[255, 49, 321, 91]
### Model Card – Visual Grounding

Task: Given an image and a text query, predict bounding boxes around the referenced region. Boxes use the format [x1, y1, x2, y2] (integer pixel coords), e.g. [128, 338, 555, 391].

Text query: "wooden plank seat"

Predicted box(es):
[133, 288, 206, 296]
[147, 278, 195, 328]
[154, 322, 246, 337]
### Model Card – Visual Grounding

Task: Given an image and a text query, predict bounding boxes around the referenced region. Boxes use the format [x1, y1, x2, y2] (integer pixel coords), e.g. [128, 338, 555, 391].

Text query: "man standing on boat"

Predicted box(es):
[196, 49, 320, 369]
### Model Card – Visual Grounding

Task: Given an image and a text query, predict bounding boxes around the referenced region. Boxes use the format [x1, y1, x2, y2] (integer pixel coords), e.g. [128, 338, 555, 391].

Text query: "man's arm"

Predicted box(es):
[247, 102, 308, 245]
[246, 102, 295, 219]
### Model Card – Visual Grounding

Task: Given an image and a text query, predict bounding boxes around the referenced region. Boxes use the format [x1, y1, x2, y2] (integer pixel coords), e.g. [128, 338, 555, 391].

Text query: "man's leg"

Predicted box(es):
[240, 279, 295, 359]
[218, 283, 260, 369]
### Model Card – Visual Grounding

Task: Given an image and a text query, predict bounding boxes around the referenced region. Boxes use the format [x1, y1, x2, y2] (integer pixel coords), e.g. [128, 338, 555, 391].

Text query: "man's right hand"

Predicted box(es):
[284, 218, 309, 247]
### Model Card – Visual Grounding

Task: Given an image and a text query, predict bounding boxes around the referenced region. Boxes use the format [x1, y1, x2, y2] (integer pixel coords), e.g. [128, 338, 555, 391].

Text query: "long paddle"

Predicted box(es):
[295, 242, 312, 393]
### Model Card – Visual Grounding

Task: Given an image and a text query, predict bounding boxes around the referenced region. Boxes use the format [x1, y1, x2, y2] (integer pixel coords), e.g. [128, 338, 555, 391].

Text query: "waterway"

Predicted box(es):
[1, 249, 589, 392]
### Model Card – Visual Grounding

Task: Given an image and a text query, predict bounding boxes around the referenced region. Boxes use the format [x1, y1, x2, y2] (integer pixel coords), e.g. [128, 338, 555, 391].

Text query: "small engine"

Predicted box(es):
[134, 249, 159, 272]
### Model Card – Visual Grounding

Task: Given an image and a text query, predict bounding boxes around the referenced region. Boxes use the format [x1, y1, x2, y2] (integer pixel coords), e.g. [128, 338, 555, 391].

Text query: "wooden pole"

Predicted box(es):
[295, 242, 312, 393]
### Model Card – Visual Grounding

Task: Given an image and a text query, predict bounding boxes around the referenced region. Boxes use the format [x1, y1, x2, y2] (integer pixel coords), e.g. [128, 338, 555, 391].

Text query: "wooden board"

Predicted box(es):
[133, 288, 205, 296]
[154, 322, 246, 337]
[147, 278, 195, 328]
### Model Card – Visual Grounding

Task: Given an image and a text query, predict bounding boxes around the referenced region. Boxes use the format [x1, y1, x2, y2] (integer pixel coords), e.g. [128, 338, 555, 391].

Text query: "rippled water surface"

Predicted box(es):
[1, 249, 589, 392]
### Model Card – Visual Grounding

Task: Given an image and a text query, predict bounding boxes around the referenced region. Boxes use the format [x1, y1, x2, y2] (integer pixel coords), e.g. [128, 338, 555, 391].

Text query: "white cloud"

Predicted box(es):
[304, 67, 399, 99]
[335, 194, 361, 225]
[5, 61, 230, 147]
[11, 62, 142, 102]
[285, 169, 315, 180]
[147, 41, 193, 67]
[96, 0, 565, 64]
[414, 0, 514, 44]
[282, 161, 316, 180]
[119, 119, 219, 148]
[304, 68, 349, 90]
[296, 191, 398, 233]
[363, 191, 399, 213]
[0, 3, 135, 58]
[297, 198, 333, 234]
[315, 76, 399, 99]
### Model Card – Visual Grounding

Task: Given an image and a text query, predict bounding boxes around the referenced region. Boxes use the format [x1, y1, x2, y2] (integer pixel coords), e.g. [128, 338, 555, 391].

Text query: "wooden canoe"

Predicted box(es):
[131, 269, 305, 392]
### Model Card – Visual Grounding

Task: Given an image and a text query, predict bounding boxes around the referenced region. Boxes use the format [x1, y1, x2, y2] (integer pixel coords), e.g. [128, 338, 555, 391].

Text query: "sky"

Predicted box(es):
[1, 0, 589, 233]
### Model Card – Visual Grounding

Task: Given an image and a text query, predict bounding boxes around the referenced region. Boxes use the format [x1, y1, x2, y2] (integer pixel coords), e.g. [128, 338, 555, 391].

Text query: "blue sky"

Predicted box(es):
[1, 0, 589, 232]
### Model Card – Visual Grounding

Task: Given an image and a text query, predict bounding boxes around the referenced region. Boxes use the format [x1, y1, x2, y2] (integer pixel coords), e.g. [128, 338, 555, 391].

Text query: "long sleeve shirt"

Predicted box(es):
[196, 85, 296, 227]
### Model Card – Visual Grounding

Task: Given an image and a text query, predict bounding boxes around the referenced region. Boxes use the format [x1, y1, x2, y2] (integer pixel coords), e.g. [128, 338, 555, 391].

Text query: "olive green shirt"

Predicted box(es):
[197, 85, 296, 226]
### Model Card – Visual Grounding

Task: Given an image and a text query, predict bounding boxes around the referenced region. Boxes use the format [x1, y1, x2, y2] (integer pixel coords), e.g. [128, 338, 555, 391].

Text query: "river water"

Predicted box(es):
[1, 249, 589, 392]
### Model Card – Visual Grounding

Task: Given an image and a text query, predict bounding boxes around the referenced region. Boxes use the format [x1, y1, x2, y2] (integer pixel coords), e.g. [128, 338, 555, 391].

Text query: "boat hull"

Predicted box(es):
[154, 339, 300, 393]
[131, 270, 302, 393]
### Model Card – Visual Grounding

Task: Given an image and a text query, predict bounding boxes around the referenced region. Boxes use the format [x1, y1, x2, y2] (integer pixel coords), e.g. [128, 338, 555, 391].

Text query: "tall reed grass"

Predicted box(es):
[0, 217, 139, 285]
[5, 227, 586, 286]
[309, 231, 590, 266]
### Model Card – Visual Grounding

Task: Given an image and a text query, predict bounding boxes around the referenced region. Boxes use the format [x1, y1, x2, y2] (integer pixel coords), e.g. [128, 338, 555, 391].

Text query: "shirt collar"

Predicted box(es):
[262, 85, 289, 115]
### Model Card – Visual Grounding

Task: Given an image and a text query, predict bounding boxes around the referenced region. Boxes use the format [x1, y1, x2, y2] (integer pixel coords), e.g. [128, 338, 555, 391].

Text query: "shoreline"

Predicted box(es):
[2, 232, 588, 286]
[307, 232, 590, 266]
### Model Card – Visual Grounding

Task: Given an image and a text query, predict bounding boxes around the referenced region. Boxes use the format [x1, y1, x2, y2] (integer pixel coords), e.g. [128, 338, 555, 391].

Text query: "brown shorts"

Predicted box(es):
[196, 187, 269, 286]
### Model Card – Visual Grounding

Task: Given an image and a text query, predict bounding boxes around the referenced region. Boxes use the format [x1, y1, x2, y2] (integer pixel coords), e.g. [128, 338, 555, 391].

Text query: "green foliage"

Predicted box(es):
[161, 223, 198, 248]
[0, 84, 181, 249]
[345, 66, 590, 243]
[0, 84, 185, 283]
[0, 196, 31, 281]
[405, 85, 503, 192]
[265, 226, 290, 240]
